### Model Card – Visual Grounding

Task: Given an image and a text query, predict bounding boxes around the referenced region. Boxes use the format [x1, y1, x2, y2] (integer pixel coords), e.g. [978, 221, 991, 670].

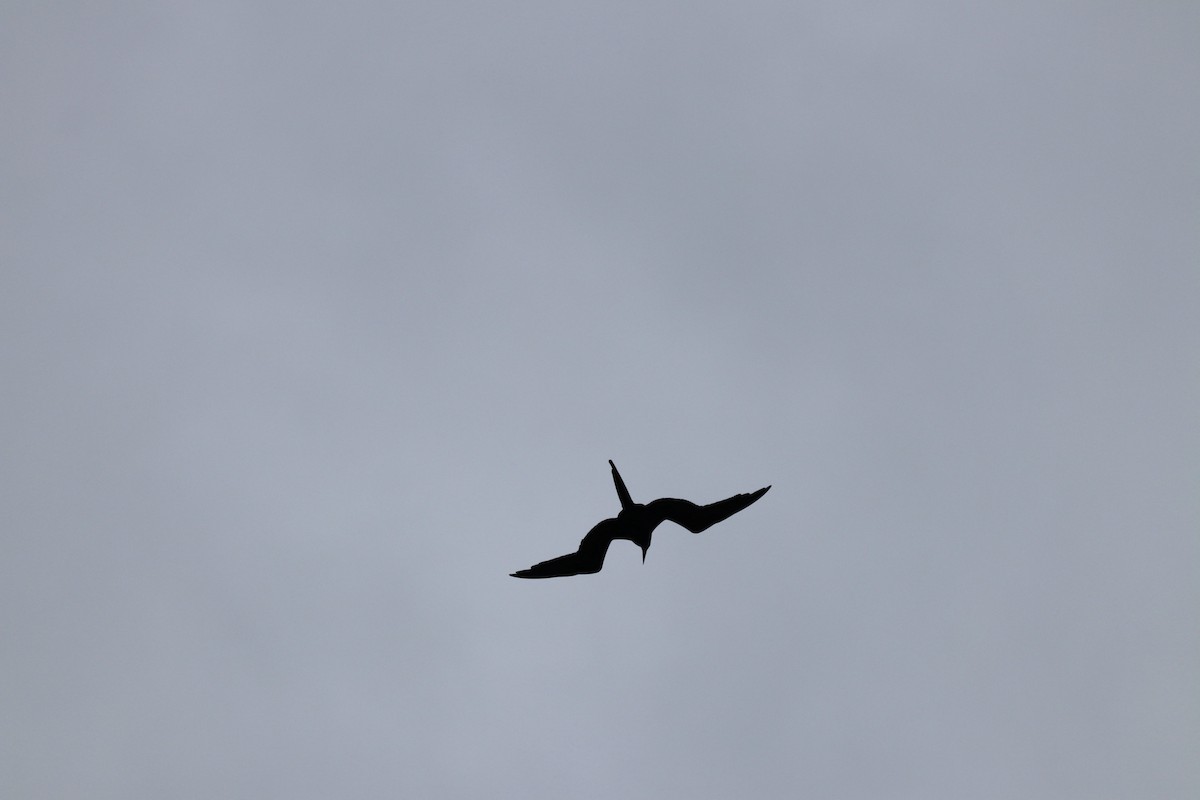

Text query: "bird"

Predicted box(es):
[510, 460, 769, 578]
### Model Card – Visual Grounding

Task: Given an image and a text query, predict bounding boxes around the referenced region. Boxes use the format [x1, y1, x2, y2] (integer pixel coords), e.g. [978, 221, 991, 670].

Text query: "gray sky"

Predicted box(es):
[2, 2, 1197, 797]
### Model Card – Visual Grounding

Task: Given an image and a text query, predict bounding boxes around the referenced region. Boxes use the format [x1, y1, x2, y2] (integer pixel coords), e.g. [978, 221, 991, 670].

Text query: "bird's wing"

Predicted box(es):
[645, 485, 770, 534]
[510, 549, 605, 579]
[510, 518, 621, 579]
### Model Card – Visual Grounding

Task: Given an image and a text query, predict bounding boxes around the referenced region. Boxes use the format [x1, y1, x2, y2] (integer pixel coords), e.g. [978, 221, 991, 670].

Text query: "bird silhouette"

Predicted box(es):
[510, 461, 770, 579]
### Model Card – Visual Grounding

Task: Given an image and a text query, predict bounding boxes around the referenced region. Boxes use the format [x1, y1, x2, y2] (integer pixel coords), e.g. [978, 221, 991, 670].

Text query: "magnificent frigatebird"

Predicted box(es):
[510, 461, 769, 578]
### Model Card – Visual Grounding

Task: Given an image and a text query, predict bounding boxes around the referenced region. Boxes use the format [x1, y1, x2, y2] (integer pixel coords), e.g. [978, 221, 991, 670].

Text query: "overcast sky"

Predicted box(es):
[2, 2, 1197, 798]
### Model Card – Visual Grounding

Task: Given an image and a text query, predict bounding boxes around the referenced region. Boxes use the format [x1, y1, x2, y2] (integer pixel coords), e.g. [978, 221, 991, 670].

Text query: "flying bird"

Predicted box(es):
[511, 461, 769, 579]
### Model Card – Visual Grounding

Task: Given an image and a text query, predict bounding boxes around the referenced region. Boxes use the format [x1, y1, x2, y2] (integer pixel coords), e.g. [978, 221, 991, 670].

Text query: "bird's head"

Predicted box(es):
[632, 531, 651, 563]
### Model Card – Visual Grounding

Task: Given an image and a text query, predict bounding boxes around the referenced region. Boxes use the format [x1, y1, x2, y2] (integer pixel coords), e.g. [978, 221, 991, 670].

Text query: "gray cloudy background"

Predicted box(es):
[2, 2, 1197, 798]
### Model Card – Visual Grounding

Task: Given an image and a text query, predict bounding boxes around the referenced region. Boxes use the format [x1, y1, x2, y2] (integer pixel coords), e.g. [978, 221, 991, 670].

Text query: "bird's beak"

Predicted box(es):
[641, 546, 648, 563]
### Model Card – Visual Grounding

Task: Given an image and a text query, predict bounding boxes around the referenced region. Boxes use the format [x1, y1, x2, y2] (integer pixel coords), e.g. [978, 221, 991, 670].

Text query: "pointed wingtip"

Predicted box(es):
[608, 459, 616, 469]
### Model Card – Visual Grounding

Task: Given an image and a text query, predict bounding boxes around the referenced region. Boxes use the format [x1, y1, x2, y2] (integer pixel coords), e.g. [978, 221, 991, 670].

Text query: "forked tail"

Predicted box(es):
[608, 460, 635, 510]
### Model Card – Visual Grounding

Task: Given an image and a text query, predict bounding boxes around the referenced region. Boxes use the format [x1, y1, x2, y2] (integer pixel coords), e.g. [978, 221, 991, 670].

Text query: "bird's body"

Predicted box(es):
[511, 461, 769, 579]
